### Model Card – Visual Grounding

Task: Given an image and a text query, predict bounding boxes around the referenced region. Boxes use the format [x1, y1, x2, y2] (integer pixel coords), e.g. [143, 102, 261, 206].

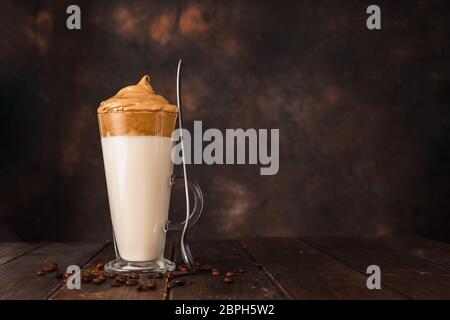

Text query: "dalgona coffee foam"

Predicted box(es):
[97, 76, 178, 137]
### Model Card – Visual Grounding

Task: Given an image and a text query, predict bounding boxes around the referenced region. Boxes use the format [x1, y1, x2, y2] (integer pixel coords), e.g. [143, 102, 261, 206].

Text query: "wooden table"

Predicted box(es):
[0, 237, 449, 300]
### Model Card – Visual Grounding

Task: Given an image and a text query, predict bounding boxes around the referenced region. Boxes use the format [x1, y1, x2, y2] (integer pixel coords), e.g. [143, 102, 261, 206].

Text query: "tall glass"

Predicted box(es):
[98, 109, 203, 274]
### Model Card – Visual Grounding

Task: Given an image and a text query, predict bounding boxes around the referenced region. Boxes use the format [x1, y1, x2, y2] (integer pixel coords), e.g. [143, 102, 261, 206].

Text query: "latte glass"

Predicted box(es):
[98, 103, 203, 274]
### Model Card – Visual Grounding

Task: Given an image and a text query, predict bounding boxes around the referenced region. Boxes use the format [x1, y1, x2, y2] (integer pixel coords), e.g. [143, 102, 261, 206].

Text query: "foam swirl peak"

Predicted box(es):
[97, 75, 178, 114]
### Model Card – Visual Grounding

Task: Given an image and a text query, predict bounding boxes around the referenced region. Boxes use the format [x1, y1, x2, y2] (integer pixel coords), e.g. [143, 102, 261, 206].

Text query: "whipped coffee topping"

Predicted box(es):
[97, 75, 178, 114]
[97, 76, 178, 137]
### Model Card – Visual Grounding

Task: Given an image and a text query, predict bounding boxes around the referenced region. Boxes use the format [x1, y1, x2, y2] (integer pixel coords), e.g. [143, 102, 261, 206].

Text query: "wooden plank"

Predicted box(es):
[0, 243, 45, 266]
[241, 237, 404, 299]
[0, 242, 106, 300]
[50, 243, 169, 300]
[304, 237, 450, 299]
[169, 240, 285, 300]
[376, 236, 450, 269]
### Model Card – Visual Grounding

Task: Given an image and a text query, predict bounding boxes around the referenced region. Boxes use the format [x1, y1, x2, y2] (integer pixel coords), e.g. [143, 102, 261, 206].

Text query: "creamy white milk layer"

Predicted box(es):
[101, 136, 174, 261]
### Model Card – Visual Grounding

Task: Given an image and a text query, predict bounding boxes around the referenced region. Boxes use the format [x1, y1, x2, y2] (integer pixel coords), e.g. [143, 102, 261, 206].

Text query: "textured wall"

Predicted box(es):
[1, 0, 449, 242]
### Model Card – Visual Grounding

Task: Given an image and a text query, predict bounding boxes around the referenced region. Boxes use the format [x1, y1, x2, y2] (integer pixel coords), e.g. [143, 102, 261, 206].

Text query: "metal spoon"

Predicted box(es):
[176, 59, 197, 272]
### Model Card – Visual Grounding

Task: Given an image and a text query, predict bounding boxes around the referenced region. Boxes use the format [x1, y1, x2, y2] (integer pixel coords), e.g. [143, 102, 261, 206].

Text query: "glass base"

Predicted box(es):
[104, 258, 176, 274]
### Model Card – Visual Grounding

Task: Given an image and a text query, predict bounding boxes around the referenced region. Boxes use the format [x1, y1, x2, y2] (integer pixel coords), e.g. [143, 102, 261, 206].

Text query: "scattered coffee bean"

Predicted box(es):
[137, 284, 149, 292]
[43, 263, 58, 273]
[167, 281, 176, 289]
[82, 275, 92, 283]
[178, 265, 189, 272]
[108, 273, 117, 279]
[238, 268, 246, 273]
[155, 273, 163, 278]
[225, 271, 236, 277]
[95, 263, 104, 271]
[115, 275, 126, 284]
[93, 270, 104, 277]
[96, 275, 107, 281]
[129, 273, 139, 279]
[147, 280, 157, 290]
[199, 264, 212, 271]
[93, 278, 105, 285]
[173, 270, 190, 277]
[126, 279, 138, 286]
[224, 277, 234, 284]
[166, 272, 175, 280]
[175, 280, 186, 286]
[211, 270, 221, 276]
[37, 270, 45, 276]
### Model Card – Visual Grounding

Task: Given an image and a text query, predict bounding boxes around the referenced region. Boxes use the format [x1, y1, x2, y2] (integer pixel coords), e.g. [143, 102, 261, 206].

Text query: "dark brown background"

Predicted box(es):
[1, 0, 449, 242]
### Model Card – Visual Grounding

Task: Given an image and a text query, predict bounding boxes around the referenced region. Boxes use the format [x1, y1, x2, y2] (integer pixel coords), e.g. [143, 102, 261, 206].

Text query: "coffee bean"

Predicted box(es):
[96, 275, 107, 281]
[173, 270, 190, 277]
[155, 273, 163, 278]
[115, 275, 126, 284]
[199, 264, 212, 271]
[108, 273, 118, 279]
[137, 284, 149, 292]
[129, 273, 139, 279]
[93, 270, 105, 277]
[224, 277, 234, 284]
[166, 272, 174, 280]
[147, 280, 157, 290]
[225, 271, 236, 277]
[167, 281, 176, 289]
[82, 275, 92, 283]
[37, 270, 45, 276]
[43, 263, 58, 273]
[95, 263, 104, 271]
[126, 279, 138, 286]
[238, 268, 246, 273]
[93, 277, 105, 285]
[175, 280, 186, 286]
[211, 270, 221, 276]
[55, 272, 64, 279]
[178, 265, 190, 272]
